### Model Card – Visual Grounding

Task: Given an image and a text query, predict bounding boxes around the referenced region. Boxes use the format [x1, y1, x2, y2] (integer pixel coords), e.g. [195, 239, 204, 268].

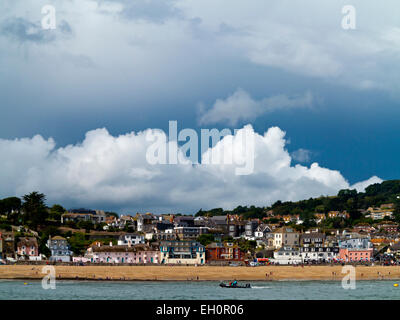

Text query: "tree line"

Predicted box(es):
[195, 180, 400, 224]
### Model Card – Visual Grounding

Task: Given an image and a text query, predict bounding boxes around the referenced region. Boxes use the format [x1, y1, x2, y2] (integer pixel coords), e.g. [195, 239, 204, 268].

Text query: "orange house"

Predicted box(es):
[338, 248, 373, 262]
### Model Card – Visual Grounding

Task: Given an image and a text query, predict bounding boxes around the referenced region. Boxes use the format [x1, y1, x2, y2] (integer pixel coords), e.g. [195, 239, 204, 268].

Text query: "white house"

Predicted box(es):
[272, 246, 302, 265]
[117, 233, 145, 246]
[300, 247, 339, 263]
[47, 236, 73, 262]
[254, 224, 272, 239]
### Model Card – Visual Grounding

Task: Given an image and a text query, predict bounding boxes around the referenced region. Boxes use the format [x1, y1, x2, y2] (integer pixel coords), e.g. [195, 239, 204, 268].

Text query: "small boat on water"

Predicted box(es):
[219, 282, 251, 288]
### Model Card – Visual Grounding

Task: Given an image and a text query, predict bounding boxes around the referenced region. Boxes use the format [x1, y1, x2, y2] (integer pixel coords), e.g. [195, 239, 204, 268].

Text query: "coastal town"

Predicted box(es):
[2, 180, 400, 268]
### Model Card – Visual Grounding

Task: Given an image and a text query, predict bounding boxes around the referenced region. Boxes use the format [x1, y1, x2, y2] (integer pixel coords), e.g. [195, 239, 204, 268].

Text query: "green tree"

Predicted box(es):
[222, 235, 234, 242]
[237, 239, 256, 257]
[105, 211, 119, 219]
[39, 225, 61, 257]
[22, 192, 48, 228]
[68, 232, 90, 255]
[95, 222, 107, 231]
[0, 197, 22, 224]
[49, 204, 66, 221]
[0, 223, 12, 231]
[76, 220, 94, 232]
[65, 220, 77, 229]
[393, 197, 400, 223]
[197, 234, 215, 246]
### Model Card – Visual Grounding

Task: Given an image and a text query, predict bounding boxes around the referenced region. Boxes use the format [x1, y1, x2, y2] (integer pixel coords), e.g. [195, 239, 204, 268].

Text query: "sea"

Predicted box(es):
[0, 280, 399, 300]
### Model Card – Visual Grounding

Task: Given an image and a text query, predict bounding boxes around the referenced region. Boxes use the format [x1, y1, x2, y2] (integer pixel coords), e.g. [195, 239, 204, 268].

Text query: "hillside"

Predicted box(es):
[196, 180, 400, 222]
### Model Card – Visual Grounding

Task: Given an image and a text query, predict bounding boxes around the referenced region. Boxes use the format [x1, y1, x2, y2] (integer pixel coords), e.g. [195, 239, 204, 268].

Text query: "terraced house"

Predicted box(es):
[86, 242, 160, 264]
[338, 238, 374, 262]
[273, 246, 302, 264]
[300, 246, 339, 263]
[160, 241, 205, 265]
[273, 227, 300, 249]
[174, 226, 209, 240]
[300, 232, 325, 248]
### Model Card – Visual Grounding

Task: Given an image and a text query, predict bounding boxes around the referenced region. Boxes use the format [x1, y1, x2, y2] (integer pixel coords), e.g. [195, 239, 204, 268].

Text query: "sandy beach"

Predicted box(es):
[0, 265, 399, 281]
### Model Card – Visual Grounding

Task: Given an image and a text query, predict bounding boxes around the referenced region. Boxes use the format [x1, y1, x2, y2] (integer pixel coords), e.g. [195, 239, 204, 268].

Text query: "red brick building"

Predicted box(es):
[205, 242, 245, 262]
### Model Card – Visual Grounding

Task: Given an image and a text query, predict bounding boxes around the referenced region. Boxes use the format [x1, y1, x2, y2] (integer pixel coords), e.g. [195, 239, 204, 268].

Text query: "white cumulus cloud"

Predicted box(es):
[0, 125, 381, 213]
[291, 148, 312, 163]
[350, 176, 383, 192]
[198, 89, 313, 126]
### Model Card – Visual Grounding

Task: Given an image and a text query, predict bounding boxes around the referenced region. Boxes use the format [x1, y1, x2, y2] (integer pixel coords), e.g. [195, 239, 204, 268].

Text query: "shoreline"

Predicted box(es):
[1, 265, 399, 282]
[2, 278, 400, 282]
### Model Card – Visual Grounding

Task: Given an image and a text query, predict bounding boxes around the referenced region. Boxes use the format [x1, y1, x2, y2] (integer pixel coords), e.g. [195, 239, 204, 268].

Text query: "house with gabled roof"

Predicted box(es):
[17, 237, 40, 260]
[47, 236, 73, 262]
[254, 224, 272, 239]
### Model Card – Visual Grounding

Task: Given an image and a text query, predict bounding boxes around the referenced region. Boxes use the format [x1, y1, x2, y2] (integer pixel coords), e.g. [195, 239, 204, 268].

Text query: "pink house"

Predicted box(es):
[17, 237, 39, 257]
[87, 243, 160, 264]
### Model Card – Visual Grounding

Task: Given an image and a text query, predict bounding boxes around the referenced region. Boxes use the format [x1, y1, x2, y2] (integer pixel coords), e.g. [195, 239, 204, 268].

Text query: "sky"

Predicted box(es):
[0, 0, 399, 214]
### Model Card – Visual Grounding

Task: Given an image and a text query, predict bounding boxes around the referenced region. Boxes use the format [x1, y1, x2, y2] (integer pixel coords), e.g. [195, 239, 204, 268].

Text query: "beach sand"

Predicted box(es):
[0, 265, 398, 281]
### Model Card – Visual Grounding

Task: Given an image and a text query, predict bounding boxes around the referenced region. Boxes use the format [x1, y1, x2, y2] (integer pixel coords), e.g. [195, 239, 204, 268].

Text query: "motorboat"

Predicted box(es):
[219, 282, 251, 288]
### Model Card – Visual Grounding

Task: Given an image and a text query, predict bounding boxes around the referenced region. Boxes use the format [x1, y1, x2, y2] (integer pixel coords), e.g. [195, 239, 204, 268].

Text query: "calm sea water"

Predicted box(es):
[1, 280, 400, 300]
